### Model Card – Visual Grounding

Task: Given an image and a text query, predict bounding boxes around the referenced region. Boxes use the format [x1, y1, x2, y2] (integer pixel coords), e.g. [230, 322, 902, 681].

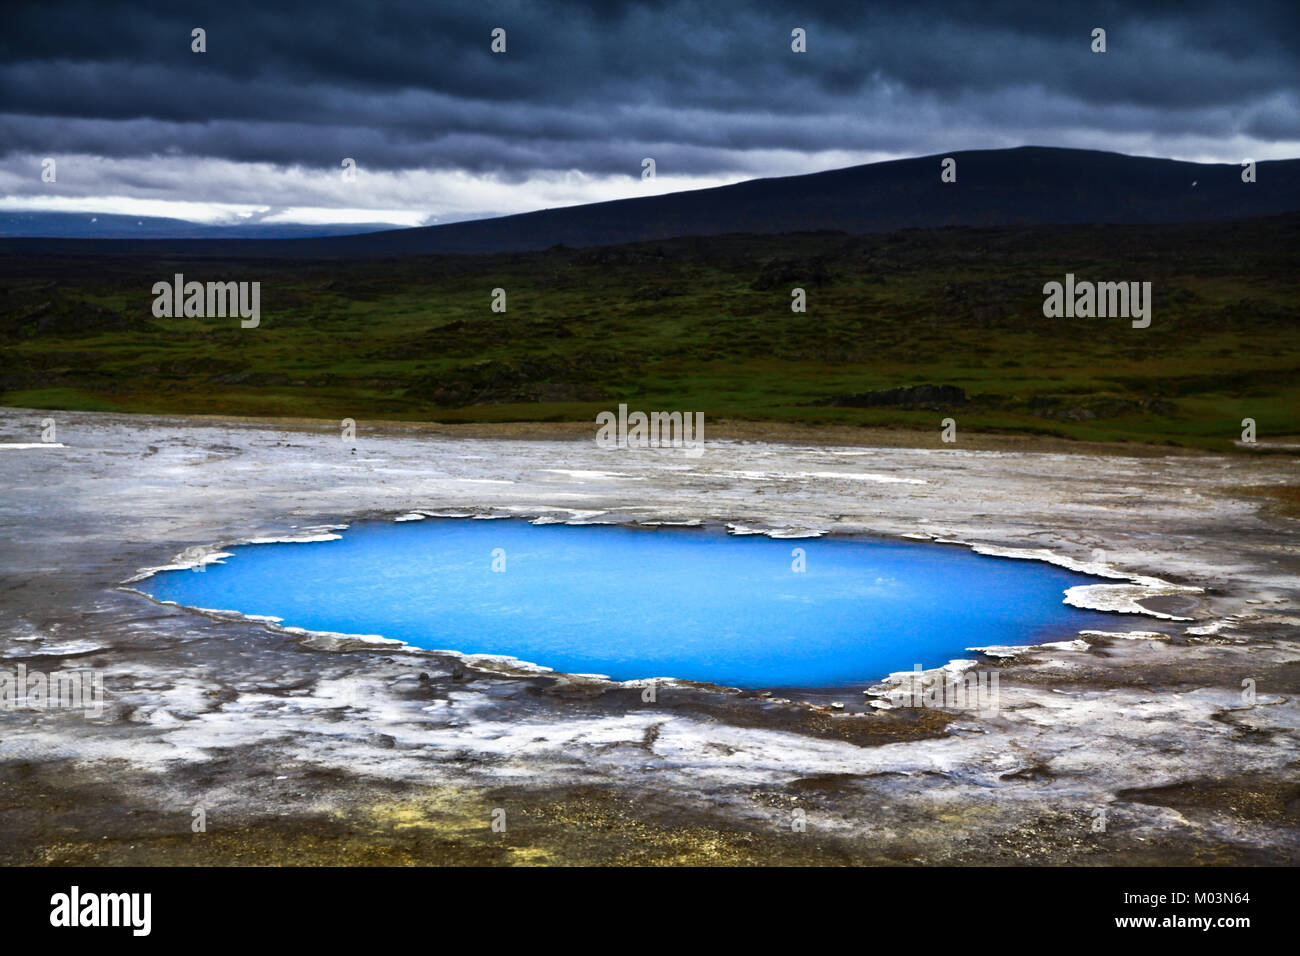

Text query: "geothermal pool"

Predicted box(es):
[141, 519, 1133, 688]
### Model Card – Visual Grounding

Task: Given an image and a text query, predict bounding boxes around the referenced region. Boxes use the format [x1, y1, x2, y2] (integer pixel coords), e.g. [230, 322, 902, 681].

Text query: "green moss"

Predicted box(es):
[2, 216, 1297, 449]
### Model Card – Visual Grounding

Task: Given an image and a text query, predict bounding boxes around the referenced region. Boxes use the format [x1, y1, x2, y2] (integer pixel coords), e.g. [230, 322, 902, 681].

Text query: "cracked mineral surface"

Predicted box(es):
[1, 407, 1296, 865]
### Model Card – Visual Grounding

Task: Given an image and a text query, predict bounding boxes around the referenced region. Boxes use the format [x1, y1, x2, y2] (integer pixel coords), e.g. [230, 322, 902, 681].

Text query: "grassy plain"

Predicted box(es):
[2, 214, 1297, 450]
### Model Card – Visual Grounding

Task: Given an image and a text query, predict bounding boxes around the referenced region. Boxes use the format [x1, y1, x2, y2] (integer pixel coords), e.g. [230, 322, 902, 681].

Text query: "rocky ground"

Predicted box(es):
[0, 406, 1296, 865]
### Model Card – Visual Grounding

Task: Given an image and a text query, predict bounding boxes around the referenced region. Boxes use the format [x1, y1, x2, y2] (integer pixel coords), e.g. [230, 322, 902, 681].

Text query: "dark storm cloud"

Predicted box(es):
[0, 0, 1296, 217]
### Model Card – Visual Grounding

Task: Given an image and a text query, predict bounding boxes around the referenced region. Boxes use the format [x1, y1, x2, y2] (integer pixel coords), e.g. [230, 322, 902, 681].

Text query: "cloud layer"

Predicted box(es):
[3, 0, 1297, 226]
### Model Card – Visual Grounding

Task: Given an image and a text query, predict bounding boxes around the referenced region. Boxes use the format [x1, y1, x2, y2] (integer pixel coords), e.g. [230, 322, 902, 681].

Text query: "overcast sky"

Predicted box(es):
[2, 0, 1297, 229]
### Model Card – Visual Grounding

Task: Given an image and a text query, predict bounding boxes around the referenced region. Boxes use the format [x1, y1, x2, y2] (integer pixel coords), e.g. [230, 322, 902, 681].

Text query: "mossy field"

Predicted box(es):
[2, 213, 1297, 451]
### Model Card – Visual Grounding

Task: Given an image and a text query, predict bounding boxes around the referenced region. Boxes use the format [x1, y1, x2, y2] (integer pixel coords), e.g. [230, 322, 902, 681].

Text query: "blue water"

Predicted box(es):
[141, 519, 1135, 688]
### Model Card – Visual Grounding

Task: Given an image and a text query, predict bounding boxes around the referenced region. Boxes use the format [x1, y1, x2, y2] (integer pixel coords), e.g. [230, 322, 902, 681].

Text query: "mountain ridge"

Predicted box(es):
[2, 146, 1297, 258]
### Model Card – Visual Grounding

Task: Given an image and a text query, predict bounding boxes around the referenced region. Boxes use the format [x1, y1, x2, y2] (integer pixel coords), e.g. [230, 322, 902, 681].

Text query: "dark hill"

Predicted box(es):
[2, 146, 1296, 258]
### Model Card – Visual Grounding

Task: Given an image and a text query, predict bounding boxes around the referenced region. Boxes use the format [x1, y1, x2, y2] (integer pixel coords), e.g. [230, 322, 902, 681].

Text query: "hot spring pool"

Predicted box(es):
[140, 519, 1135, 688]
